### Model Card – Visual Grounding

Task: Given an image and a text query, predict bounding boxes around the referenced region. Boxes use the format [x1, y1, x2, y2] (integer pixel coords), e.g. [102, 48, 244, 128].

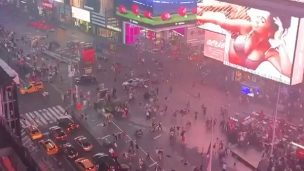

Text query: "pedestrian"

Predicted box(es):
[181, 129, 186, 143]
[164, 105, 168, 113]
[146, 153, 151, 161]
[146, 110, 151, 120]
[112, 88, 116, 98]
[135, 143, 139, 154]
[219, 140, 224, 150]
[186, 101, 190, 109]
[129, 141, 134, 153]
[61, 94, 65, 102]
[203, 106, 207, 118]
[169, 85, 173, 93]
[222, 162, 227, 171]
[194, 111, 198, 121]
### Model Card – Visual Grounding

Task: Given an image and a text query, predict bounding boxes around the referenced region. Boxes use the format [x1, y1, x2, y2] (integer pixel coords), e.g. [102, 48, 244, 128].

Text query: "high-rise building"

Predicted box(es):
[0, 58, 21, 143]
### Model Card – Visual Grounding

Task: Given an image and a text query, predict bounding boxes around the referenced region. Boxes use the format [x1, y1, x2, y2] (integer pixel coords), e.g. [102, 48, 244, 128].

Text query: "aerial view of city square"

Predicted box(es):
[0, 0, 303, 170]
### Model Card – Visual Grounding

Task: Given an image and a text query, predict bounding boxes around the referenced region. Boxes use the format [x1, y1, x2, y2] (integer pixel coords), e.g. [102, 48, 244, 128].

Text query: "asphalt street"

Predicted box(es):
[2, 5, 300, 171]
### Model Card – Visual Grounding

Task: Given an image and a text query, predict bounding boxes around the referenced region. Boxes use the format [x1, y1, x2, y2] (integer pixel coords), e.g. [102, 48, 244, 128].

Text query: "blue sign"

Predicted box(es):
[116, 0, 197, 16]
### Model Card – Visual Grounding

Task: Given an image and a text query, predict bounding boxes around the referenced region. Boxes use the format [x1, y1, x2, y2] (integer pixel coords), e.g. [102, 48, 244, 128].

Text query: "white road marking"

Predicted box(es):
[96, 134, 112, 140]
[39, 110, 51, 122]
[24, 113, 38, 126]
[29, 112, 43, 126]
[47, 107, 62, 118]
[34, 111, 48, 125]
[51, 106, 62, 115]
[43, 109, 57, 122]
[20, 119, 27, 128]
[56, 105, 65, 113]
[22, 137, 32, 147]
[153, 134, 162, 140]
[148, 162, 158, 168]
[96, 122, 105, 127]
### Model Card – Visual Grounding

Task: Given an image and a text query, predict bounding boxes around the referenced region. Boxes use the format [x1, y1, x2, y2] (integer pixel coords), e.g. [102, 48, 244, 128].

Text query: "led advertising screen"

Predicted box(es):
[116, 0, 197, 27]
[291, 18, 304, 85]
[203, 30, 226, 62]
[197, 0, 300, 84]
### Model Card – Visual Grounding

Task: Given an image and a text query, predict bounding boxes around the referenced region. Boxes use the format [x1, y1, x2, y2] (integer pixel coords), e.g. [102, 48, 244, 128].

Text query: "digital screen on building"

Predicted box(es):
[115, 0, 197, 26]
[203, 30, 226, 62]
[197, 0, 302, 85]
[291, 18, 304, 85]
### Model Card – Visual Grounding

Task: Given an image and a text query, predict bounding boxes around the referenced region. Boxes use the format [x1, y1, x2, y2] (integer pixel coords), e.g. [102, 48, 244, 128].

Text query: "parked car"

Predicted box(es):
[74, 136, 93, 152]
[74, 75, 97, 85]
[49, 126, 67, 141]
[122, 78, 148, 89]
[39, 139, 59, 155]
[102, 135, 117, 149]
[26, 125, 43, 140]
[62, 143, 78, 159]
[57, 116, 79, 133]
[92, 153, 121, 171]
[75, 157, 96, 171]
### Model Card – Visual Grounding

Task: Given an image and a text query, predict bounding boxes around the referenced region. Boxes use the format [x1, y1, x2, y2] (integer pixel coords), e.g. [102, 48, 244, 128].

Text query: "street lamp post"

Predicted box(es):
[270, 85, 281, 156]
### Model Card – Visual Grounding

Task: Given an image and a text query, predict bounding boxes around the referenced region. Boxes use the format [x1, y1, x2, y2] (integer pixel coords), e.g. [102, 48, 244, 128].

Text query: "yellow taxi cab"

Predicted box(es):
[19, 81, 44, 94]
[75, 158, 96, 171]
[25, 125, 43, 140]
[39, 139, 59, 155]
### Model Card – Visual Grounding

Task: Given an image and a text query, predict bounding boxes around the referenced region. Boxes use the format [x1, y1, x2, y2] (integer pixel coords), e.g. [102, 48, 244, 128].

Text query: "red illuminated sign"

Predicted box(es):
[203, 30, 225, 62]
[42, 2, 53, 9]
[81, 48, 96, 64]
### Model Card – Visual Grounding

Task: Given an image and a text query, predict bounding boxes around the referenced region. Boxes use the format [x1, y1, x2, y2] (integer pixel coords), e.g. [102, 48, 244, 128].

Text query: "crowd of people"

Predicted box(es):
[2, 10, 304, 170]
[0, 24, 61, 84]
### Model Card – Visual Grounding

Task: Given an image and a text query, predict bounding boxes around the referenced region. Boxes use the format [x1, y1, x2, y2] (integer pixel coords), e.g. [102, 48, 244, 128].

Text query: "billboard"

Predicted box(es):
[116, 0, 197, 26]
[197, 0, 301, 85]
[203, 30, 226, 62]
[291, 18, 304, 85]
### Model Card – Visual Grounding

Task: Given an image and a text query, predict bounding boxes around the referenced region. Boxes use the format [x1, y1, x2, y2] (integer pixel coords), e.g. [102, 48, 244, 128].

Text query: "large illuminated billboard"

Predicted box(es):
[115, 0, 197, 27]
[291, 18, 304, 85]
[197, 0, 301, 85]
[203, 30, 226, 62]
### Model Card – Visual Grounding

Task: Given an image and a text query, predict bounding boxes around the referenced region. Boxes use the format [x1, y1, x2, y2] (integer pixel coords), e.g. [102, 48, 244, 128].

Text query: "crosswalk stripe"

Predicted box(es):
[22, 136, 32, 147]
[28, 112, 43, 126]
[56, 105, 65, 113]
[21, 130, 27, 137]
[21, 130, 32, 146]
[43, 109, 57, 122]
[48, 108, 62, 119]
[20, 120, 27, 128]
[20, 105, 70, 128]
[38, 110, 51, 122]
[52, 106, 63, 116]
[24, 113, 38, 126]
[34, 111, 48, 125]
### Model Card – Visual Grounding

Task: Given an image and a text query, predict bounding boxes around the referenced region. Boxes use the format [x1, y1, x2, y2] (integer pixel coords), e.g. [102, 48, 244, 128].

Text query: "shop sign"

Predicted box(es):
[106, 25, 121, 32]
[53, 0, 63, 3]
[174, 22, 185, 26]
[72, 6, 90, 22]
[84, 67, 93, 74]
[42, 2, 53, 9]
[129, 19, 139, 24]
